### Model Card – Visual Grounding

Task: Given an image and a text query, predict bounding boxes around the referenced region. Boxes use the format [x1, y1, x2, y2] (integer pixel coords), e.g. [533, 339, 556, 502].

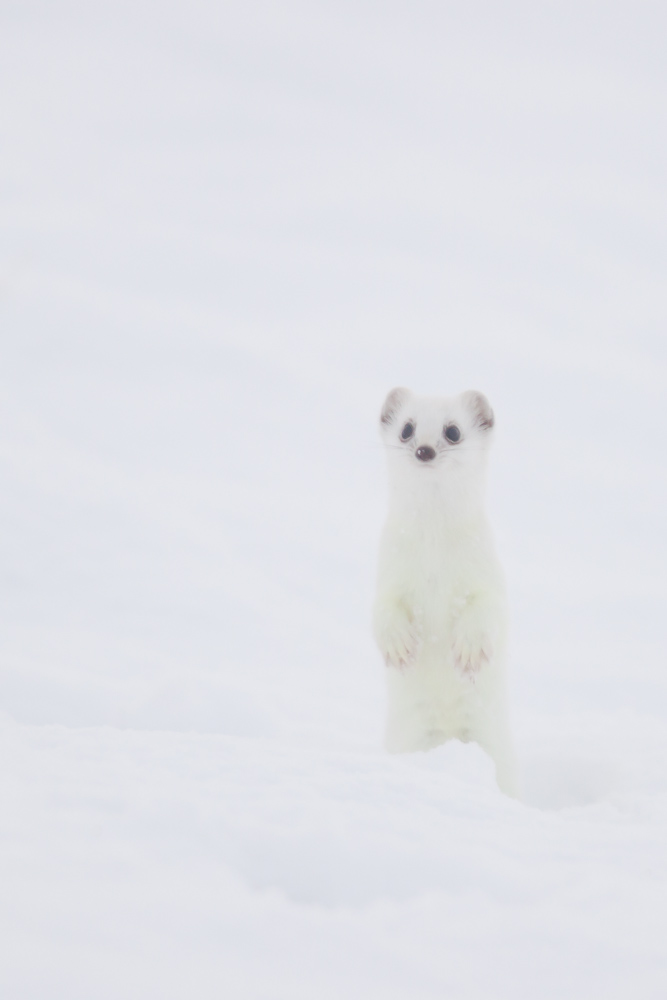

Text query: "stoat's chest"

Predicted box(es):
[383, 511, 487, 604]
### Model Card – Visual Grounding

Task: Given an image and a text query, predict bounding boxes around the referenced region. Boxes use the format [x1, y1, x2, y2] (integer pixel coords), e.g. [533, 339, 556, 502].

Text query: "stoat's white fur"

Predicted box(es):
[374, 387, 517, 796]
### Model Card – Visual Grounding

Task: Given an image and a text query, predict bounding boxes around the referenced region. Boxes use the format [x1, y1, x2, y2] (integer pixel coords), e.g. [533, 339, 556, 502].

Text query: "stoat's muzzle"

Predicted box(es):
[415, 446, 436, 462]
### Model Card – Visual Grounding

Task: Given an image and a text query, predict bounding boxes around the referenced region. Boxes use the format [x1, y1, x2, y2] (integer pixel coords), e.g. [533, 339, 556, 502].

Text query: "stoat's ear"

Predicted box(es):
[380, 387, 410, 426]
[461, 390, 494, 430]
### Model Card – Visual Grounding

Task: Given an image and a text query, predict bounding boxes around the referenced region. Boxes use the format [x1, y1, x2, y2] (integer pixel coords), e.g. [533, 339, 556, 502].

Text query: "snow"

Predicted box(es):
[1, 1, 667, 996]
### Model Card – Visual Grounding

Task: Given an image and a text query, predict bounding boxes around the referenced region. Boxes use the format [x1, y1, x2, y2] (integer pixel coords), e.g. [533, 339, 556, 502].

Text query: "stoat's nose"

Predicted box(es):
[415, 446, 436, 462]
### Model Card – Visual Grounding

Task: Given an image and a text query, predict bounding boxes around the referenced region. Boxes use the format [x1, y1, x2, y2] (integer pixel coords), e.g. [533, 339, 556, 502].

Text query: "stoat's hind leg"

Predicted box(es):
[384, 668, 446, 753]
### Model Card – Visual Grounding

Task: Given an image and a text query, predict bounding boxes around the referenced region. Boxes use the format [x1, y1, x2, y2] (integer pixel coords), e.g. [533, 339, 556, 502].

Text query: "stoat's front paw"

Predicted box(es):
[375, 607, 422, 670]
[451, 629, 492, 682]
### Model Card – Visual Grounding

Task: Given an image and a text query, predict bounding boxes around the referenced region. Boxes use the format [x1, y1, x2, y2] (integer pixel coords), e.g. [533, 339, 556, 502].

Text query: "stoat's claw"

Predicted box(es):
[452, 641, 490, 682]
[382, 620, 422, 670]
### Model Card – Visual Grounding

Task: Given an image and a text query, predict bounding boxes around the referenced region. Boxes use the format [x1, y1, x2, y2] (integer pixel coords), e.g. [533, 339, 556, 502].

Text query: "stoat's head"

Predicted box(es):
[379, 387, 495, 505]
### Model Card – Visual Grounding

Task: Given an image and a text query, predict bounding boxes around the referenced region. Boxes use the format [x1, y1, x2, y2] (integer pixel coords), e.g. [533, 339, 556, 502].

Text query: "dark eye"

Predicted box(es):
[400, 422, 415, 441]
[444, 424, 461, 443]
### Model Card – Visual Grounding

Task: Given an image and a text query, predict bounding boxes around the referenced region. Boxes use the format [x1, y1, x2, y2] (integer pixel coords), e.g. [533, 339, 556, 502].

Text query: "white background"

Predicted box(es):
[1, 2, 666, 997]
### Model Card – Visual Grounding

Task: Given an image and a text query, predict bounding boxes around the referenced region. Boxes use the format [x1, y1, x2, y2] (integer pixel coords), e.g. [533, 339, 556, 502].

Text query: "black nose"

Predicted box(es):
[415, 446, 436, 462]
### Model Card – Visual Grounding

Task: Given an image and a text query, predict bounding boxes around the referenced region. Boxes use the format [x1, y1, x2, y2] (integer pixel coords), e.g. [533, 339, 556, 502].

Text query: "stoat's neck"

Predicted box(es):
[386, 468, 487, 529]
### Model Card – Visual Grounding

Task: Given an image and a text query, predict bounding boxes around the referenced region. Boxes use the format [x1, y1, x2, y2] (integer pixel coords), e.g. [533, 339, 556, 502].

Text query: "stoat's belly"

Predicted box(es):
[410, 573, 458, 647]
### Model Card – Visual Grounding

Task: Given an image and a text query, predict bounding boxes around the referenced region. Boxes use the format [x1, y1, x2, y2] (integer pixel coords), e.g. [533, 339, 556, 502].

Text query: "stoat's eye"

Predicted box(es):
[400, 422, 415, 441]
[444, 424, 461, 443]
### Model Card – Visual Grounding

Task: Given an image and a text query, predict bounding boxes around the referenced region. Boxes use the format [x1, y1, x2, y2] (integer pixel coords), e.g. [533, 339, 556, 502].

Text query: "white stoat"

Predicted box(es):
[373, 387, 517, 796]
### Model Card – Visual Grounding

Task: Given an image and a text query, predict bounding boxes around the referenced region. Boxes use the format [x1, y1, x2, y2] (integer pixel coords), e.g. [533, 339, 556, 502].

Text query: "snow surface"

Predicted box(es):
[1, 1, 667, 997]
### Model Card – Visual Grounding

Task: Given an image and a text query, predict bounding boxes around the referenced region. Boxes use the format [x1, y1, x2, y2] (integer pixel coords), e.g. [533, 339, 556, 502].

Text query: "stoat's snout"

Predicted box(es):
[415, 446, 436, 462]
